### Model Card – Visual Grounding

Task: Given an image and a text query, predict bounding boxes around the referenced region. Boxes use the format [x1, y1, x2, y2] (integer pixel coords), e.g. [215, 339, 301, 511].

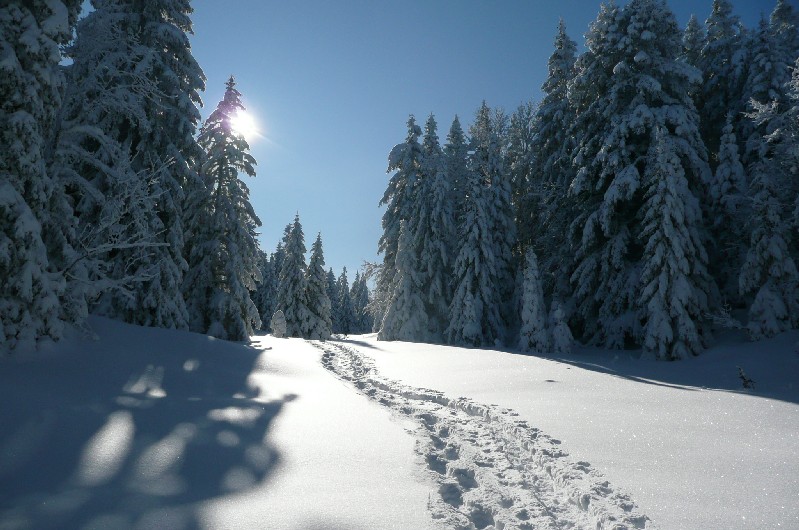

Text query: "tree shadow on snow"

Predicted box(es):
[509, 328, 799, 406]
[0, 317, 288, 530]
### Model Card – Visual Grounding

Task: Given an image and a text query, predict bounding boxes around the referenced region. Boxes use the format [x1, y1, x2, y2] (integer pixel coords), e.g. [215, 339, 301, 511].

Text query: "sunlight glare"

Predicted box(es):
[230, 110, 259, 143]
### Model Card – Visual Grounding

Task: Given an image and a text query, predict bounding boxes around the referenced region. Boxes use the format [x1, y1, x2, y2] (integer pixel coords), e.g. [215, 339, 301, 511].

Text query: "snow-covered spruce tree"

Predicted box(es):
[738, 159, 799, 340]
[469, 101, 516, 341]
[707, 114, 749, 304]
[0, 1, 83, 353]
[507, 102, 537, 252]
[58, 5, 175, 320]
[375, 116, 423, 329]
[639, 128, 712, 360]
[681, 14, 705, 68]
[183, 77, 262, 340]
[66, 0, 205, 330]
[350, 271, 373, 334]
[305, 234, 332, 340]
[413, 114, 455, 339]
[518, 249, 550, 353]
[741, 12, 795, 163]
[251, 250, 275, 331]
[444, 115, 470, 224]
[447, 162, 504, 346]
[337, 267, 355, 336]
[532, 19, 578, 300]
[326, 267, 341, 332]
[567, 0, 715, 352]
[277, 214, 313, 338]
[698, 0, 747, 159]
[379, 221, 429, 342]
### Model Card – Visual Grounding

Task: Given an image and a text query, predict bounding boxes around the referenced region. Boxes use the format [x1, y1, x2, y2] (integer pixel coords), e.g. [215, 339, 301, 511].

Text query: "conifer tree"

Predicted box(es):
[507, 102, 538, 252]
[379, 222, 428, 342]
[447, 165, 504, 346]
[0, 1, 83, 353]
[327, 267, 341, 332]
[305, 234, 333, 340]
[252, 250, 275, 331]
[639, 128, 711, 359]
[738, 160, 799, 339]
[375, 116, 423, 328]
[567, 0, 715, 351]
[444, 116, 470, 224]
[469, 102, 516, 340]
[350, 271, 372, 333]
[278, 214, 313, 337]
[698, 0, 747, 159]
[183, 77, 261, 340]
[533, 20, 578, 298]
[337, 267, 355, 336]
[518, 249, 550, 353]
[708, 114, 749, 303]
[681, 14, 705, 68]
[413, 114, 455, 338]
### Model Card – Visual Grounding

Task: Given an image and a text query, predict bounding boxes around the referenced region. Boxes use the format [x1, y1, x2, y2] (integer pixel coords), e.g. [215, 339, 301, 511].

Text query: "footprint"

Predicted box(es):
[426, 453, 447, 475]
[438, 481, 463, 508]
[449, 467, 478, 489]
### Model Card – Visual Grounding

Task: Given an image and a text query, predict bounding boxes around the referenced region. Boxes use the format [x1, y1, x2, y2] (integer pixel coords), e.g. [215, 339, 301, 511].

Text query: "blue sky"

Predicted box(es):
[189, 0, 777, 279]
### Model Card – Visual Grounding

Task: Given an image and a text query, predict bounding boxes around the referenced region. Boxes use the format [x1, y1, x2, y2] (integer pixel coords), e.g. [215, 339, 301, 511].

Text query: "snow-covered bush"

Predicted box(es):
[271, 310, 287, 339]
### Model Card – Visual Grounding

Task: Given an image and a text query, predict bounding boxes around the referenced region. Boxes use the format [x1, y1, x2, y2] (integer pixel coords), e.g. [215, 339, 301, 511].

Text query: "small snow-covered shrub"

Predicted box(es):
[271, 310, 287, 338]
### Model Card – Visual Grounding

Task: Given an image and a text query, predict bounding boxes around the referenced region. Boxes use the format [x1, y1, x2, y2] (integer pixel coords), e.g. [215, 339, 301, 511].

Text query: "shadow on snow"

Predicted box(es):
[0, 317, 287, 530]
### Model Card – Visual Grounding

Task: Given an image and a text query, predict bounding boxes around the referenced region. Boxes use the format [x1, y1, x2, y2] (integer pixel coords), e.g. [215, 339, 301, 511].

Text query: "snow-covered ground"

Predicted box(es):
[330, 332, 799, 530]
[1, 317, 797, 529]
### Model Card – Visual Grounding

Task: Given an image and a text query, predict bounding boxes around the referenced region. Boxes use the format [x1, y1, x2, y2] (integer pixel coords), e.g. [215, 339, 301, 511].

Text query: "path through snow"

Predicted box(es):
[312, 340, 655, 530]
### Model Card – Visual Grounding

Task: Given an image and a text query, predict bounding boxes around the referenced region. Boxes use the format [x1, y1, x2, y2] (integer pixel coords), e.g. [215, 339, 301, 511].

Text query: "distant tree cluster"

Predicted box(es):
[0, 1, 363, 351]
[253, 215, 372, 339]
[375, 0, 799, 360]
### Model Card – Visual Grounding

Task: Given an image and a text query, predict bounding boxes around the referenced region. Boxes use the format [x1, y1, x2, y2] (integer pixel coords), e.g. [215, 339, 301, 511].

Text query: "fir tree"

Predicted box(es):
[350, 271, 372, 334]
[533, 19, 578, 300]
[447, 163, 504, 346]
[550, 301, 574, 355]
[708, 114, 749, 304]
[738, 160, 799, 339]
[639, 128, 711, 359]
[518, 249, 550, 353]
[698, 0, 747, 159]
[681, 14, 705, 67]
[0, 1, 82, 353]
[184, 77, 262, 340]
[278, 214, 313, 337]
[305, 234, 333, 340]
[379, 221, 428, 342]
[444, 116, 470, 224]
[327, 267, 341, 332]
[414, 114, 455, 339]
[337, 267, 355, 336]
[568, 0, 715, 351]
[251, 250, 275, 331]
[376, 116, 423, 328]
[469, 101, 516, 341]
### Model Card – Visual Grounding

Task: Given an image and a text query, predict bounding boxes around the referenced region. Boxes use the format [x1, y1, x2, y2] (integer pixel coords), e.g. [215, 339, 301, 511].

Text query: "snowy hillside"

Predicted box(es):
[1, 318, 797, 529]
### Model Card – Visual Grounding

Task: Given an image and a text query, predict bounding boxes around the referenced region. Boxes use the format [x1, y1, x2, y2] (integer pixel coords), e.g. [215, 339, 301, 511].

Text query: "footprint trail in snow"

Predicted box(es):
[311, 340, 655, 530]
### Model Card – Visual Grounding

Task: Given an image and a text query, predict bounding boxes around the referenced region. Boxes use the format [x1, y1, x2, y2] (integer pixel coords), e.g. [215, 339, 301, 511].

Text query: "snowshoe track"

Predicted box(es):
[312, 341, 655, 530]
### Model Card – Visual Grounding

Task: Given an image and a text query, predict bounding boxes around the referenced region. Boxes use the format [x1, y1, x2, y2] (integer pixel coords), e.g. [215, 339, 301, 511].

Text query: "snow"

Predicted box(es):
[342, 333, 799, 530]
[2, 317, 798, 529]
[0, 317, 435, 530]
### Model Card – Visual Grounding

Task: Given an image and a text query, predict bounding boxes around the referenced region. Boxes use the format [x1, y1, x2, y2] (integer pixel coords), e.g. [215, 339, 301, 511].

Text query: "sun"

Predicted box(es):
[230, 109, 258, 143]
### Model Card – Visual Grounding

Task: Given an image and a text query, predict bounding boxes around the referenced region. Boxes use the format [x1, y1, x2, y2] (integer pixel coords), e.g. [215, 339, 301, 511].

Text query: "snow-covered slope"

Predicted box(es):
[2, 317, 797, 530]
[0, 317, 434, 530]
[334, 331, 799, 530]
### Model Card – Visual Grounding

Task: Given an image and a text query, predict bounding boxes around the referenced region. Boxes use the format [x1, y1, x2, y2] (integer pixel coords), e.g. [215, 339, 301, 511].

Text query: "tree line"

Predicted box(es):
[0, 1, 368, 352]
[373, 0, 799, 360]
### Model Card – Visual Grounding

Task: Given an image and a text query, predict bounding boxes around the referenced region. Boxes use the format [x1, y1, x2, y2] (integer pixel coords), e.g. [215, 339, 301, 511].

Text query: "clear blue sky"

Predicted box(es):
[189, 0, 777, 279]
